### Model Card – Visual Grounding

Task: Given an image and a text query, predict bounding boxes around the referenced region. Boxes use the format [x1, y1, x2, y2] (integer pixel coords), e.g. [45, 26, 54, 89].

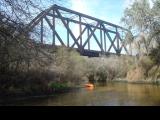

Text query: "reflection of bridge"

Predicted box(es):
[26, 4, 129, 57]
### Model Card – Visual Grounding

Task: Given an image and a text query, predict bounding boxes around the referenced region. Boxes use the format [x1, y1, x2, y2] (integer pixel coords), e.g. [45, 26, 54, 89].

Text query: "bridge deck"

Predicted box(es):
[38, 44, 127, 57]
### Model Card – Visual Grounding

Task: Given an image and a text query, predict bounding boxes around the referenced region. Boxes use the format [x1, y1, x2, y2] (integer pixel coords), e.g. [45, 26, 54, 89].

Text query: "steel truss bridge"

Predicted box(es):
[26, 4, 129, 57]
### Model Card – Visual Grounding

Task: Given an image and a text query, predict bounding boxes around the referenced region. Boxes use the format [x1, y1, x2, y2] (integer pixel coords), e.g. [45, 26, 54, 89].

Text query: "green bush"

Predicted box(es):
[96, 66, 108, 82]
[48, 82, 69, 90]
[150, 42, 160, 65]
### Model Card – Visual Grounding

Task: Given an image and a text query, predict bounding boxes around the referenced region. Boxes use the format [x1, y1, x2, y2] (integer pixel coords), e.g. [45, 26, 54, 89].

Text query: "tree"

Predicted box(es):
[0, 0, 66, 23]
[122, 0, 152, 32]
[0, 0, 66, 73]
[149, 43, 160, 67]
[152, 0, 160, 16]
[0, 0, 41, 24]
[124, 28, 134, 55]
[150, 0, 160, 45]
[149, 43, 160, 80]
[121, 0, 157, 56]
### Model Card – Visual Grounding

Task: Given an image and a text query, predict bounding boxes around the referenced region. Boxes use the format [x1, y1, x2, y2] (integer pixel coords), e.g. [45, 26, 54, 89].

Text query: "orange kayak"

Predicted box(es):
[85, 83, 94, 88]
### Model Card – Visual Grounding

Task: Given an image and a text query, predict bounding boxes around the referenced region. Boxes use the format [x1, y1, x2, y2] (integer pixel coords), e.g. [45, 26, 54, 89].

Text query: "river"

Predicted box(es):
[2, 83, 160, 106]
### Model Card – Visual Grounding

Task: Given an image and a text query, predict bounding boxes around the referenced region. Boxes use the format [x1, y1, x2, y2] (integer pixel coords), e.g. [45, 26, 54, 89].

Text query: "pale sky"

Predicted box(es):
[69, 0, 125, 25]
[37, 0, 153, 25]
[68, 0, 153, 25]
[41, 0, 145, 25]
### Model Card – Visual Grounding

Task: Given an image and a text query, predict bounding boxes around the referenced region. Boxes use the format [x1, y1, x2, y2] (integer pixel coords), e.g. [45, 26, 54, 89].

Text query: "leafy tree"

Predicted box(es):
[149, 43, 160, 67]
[122, 0, 152, 32]
[124, 29, 134, 55]
[121, 0, 160, 56]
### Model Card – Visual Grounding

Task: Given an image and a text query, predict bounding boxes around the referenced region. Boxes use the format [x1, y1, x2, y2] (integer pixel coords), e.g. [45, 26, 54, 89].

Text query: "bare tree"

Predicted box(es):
[0, 0, 66, 73]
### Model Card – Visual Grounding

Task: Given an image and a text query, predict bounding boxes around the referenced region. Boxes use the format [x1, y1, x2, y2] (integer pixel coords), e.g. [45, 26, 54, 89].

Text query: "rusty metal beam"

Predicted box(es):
[71, 26, 87, 48]
[119, 36, 129, 54]
[104, 31, 106, 52]
[40, 19, 43, 43]
[116, 28, 120, 53]
[52, 9, 55, 46]
[26, 7, 53, 32]
[100, 25, 103, 53]
[44, 16, 65, 46]
[47, 13, 117, 34]
[86, 26, 104, 52]
[101, 24, 118, 53]
[55, 8, 81, 49]
[67, 20, 69, 47]
[88, 27, 90, 50]
[82, 23, 100, 48]
[79, 15, 82, 47]
[52, 4, 128, 31]
[107, 35, 117, 52]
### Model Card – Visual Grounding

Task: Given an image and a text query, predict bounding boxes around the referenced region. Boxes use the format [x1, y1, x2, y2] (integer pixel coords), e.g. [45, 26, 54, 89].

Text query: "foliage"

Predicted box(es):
[122, 0, 160, 56]
[0, 16, 53, 74]
[121, 0, 160, 82]
[126, 55, 160, 82]
[85, 56, 135, 83]
[0, 0, 40, 23]
[54, 47, 87, 84]
[0, 0, 67, 74]
[48, 82, 69, 90]
[122, 0, 152, 32]
[149, 43, 160, 66]
[138, 56, 154, 77]
[0, 0, 66, 23]
[127, 67, 145, 82]
[0, 70, 55, 96]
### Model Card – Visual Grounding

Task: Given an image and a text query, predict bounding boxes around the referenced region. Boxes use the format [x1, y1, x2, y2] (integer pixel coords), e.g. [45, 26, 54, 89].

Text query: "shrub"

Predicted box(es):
[96, 66, 108, 82]
[149, 43, 160, 66]
[138, 56, 154, 77]
[127, 67, 145, 82]
[48, 82, 69, 91]
[85, 56, 135, 83]
[54, 47, 87, 84]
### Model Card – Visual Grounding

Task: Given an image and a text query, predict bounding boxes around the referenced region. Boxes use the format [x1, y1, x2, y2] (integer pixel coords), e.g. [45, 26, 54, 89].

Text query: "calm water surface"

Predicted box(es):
[3, 83, 160, 106]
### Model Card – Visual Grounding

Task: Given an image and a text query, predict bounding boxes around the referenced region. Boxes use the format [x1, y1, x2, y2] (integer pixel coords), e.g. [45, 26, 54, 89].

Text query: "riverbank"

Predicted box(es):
[0, 70, 81, 104]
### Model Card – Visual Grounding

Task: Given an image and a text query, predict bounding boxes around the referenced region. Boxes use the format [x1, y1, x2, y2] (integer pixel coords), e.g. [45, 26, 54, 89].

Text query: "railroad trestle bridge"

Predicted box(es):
[26, 4, 130, 57]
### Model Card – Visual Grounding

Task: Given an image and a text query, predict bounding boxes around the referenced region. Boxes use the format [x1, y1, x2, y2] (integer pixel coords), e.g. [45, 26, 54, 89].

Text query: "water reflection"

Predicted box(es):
[3, 83, 160, 106]
[126, 84, 160, 106]
[85, 87, 94, 91]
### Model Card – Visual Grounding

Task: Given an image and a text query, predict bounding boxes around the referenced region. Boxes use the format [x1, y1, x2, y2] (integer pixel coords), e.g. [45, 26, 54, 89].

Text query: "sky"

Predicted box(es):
[40, 0, 139, 25]
[69, 0, 126, 25]
[69, 0, 153, 25]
